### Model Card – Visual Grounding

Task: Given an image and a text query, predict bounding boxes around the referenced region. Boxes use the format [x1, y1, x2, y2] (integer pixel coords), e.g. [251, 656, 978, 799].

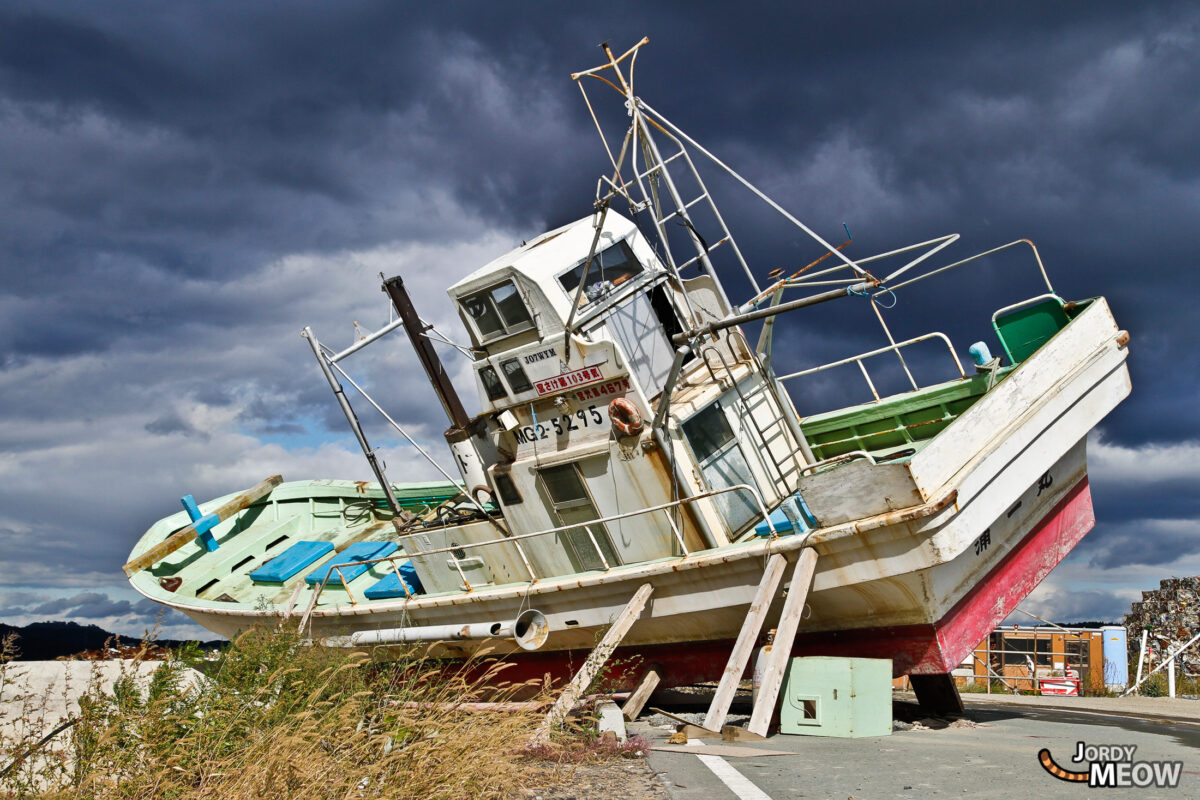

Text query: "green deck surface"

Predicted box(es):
[800, 367, 1016, 461]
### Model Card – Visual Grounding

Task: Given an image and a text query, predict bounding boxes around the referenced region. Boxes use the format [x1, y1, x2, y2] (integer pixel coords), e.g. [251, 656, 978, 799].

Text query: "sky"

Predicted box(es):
[0, 1, 1197, 641]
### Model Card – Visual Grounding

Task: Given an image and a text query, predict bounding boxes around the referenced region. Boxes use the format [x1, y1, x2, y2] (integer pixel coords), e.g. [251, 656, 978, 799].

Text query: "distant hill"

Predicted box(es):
[0, 620, 224, 661]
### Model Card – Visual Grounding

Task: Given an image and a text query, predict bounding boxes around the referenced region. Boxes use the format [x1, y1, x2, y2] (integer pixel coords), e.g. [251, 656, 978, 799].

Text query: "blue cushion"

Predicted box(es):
[304, 541, 399, 586]
[249, 541, 334, 582]
[754, 508, 792, 537]
[754, 493, 818, 537]
[364, 560, 424, 599]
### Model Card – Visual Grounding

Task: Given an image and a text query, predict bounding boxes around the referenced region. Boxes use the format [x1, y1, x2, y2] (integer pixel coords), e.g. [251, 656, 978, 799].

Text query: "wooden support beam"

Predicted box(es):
[702, 552, 787, 732]
[746, 547, 817, 737]
[622, 663, 663, 721]
[122, 475, 283, 576]
[533, 582, 653, 743]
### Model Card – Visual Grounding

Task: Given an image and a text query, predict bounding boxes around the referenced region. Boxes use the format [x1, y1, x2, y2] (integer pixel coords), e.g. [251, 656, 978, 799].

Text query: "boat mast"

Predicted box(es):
[382, 276, 471, 431]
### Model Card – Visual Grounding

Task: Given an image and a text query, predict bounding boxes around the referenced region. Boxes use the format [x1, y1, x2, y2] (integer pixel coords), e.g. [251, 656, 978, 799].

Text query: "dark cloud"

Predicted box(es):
[1030, 589, 1132, 625]
[0, 1, 1196, 627]
[31, 591, 109, 615]
[1084, 519, 1200, 571]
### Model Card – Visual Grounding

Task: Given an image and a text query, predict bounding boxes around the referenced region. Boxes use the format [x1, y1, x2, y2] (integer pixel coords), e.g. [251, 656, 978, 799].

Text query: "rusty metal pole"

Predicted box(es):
[673, 280, 878, 345]
[382, 275, 471, 431]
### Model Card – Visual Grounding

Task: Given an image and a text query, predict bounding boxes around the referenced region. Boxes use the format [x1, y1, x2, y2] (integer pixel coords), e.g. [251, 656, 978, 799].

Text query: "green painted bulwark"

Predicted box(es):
[993, 296, 1070, 364]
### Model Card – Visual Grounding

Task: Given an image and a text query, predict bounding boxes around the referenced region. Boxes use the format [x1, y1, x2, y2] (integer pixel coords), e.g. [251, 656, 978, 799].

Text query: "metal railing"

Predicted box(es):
[304, 483, 777, 608]
[777, 332, 965, 402]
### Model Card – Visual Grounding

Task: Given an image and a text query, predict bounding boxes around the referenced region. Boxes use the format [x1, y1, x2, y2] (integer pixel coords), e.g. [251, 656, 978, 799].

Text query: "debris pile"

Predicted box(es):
[1126, 577, 1200, 672]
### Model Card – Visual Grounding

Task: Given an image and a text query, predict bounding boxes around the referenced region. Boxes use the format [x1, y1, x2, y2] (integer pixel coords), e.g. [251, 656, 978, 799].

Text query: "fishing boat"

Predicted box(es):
[126, 40, 1130, 712]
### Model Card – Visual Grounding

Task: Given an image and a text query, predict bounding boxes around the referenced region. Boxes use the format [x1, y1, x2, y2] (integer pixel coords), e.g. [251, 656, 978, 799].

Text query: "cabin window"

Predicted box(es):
[682, 401, 735, 462]
[558, 240, 644, 306]
[681, 400, 761, 534]
[462, 280, 534, 342]
[493, 472, 523, 506]
[500, 358, 533, 393]
[479, 366, 507, 401]
[538, 464, 620, 572]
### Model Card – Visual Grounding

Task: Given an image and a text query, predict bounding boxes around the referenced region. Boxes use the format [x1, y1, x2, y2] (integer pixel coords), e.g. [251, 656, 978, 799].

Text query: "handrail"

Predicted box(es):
[990, 293, 1064, 325]
[303, 483, 775, 611]
[799, 451, 876, 477]
[884, 238, 1053, 297]
[777, 333, 965, 401]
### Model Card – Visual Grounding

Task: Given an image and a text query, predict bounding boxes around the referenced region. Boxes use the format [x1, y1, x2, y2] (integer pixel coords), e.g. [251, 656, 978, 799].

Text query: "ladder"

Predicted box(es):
[609, 101, 763, 316]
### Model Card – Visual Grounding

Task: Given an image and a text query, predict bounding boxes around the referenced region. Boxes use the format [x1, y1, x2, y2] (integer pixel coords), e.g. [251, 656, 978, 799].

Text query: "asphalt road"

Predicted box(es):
[637, 699, 1200, 799]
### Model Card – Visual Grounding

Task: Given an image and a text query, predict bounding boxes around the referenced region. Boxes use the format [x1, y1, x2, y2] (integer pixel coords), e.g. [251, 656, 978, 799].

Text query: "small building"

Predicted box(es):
[895, 624, 1119, 695]
[957, 625, 1108, 693]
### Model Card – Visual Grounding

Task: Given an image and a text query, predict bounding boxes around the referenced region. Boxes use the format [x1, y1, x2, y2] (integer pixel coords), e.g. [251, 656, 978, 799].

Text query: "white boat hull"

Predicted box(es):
[140, 299, 1131, 685]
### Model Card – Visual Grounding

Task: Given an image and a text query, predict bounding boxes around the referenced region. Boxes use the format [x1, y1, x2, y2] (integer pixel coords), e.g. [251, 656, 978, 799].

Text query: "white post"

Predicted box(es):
[1168, 655, 1176, 699]
[1134, 629, 1148, 692]
[1122, 630, 1200, 697]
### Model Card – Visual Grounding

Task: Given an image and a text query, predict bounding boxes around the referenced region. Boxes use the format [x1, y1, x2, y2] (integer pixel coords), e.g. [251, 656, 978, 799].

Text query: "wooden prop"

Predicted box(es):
[533, 582, 653, 743]
[622, 662, 663, 721]
[702, 552, 788, 732]
[122, 475, 283, 576]
[745, 547, 817, 737]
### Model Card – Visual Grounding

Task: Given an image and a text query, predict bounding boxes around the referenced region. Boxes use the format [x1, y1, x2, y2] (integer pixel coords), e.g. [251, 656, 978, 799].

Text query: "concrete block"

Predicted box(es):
[596, 699, 627, 742]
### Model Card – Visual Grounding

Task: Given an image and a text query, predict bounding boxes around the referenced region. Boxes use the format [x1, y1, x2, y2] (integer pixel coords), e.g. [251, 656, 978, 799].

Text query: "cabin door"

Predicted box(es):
[538, 463, 621, 573]
[606, 293, 675, 397]
[681, 400, 760, 534]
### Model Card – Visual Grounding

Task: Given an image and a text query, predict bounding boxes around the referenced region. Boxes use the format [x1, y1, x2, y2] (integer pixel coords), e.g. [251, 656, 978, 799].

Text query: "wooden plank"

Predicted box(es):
[653, 744, 786, 757]
[702, 552, 787, 733]
[122, 475, 284, 576]
[645, 709, 724, 739]
[678, 723, 723, 740]
[721, 725, 769, 742]
[533, 582, 653, 743]
[747, 547, 817, 737]
[622, 663, 663, 721]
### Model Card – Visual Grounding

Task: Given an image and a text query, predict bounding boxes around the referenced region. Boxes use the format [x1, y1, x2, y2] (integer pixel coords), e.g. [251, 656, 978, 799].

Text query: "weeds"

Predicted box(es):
[1, 626, 638, 800]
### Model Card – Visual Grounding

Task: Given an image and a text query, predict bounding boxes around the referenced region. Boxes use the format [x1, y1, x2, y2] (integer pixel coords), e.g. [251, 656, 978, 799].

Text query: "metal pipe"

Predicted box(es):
[674, 281, 877, 344]
[302, 326, 402, 516]
[652, 345, 691, 430]
[777, 332, 964, 384]
[329, 317, 405, 364]
[1122, 630, 1200, 696]
[563, 202, 611, 348]
[324, 609, 549, 651]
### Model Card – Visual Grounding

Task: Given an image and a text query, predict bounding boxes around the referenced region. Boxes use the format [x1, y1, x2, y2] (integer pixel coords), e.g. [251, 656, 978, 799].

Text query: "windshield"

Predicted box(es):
[558, 240, 644, 306]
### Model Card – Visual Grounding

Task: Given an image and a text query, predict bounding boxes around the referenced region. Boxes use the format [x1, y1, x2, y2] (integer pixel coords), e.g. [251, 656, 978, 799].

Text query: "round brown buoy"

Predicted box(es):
[608, 397, 645, 437]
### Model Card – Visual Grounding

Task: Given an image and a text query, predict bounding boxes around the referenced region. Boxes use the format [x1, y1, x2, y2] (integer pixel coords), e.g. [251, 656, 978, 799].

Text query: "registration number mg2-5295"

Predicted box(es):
[513, 405, 604, 444]
[512, 377, 633, 447]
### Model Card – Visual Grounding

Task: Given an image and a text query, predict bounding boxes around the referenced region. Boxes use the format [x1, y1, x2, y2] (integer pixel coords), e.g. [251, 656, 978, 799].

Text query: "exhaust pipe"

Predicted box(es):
[323, 609, 550, 651]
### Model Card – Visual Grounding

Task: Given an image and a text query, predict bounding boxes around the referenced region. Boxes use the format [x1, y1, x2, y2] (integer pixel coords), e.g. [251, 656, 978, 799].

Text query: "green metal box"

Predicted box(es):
[779, 657, 893, 738]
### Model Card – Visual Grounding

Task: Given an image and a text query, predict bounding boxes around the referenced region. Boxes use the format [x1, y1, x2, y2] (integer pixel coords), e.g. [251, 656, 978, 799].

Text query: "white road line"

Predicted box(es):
[683, 738, 774, 800]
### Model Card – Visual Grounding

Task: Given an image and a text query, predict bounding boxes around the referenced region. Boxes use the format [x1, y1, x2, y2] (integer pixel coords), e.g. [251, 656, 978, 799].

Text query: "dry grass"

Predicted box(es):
[1, 627, 633, 800]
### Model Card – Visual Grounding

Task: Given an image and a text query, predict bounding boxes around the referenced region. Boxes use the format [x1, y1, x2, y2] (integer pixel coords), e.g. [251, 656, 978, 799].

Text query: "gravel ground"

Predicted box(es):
[514, 758, 670, 799]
